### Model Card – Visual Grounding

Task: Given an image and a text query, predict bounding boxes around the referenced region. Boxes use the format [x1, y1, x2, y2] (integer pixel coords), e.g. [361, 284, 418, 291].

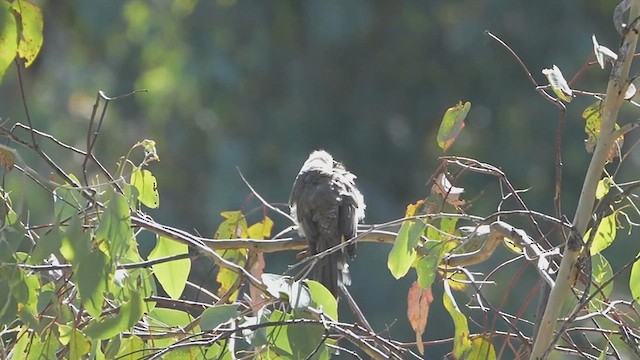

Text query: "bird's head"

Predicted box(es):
[300, 150, 335, 173]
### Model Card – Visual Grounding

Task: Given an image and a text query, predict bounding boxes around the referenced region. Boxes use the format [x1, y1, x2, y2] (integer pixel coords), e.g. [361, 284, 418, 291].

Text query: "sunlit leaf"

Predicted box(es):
[503, 236, 524, 254]
[216, 211, 248, 239]
[213, 212, 249, 300]
[130, 168, 159, 209]
[11, 0, 43, 67]
[629, 252, 640, 301]
[138, 139, 159, 161]
[59, 215, 90, 266]
[95, 192, 134, 258]
[589, 253, 613, 312]
[467, 335, 497, 360]
[201, 304, 239, 331]
[407, 281, 433, 355]
[624, 82, 636, 100]
[204, 343, 233, 360]
[267, 310, 293, 356]
[247, 217, 274, 240]
[24, 331, 59, 359]
[595, 177, 612, 200]
[437, 101, 470, 151]
[542, 65, 573, 102]
[443, 281, 472, 358]
[67, 327, 91, 359]
[116, 335, 148, 359]
[582, 101, 601, 153]
[305, 279, 338, 320]
[388, 220, 418, 279]
[592, 34, 617, 70]
[446, 271, 470, 292]
[149, 235, 190, 299]
[0, 2, 18, 79]
[148, 308, 194, 328]
[584, 211, 616, 255]
[416, 241, 447, 288]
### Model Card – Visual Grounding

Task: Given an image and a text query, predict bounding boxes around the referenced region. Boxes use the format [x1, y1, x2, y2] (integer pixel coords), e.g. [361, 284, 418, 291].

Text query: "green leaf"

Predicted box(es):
[416, 241, 447, 288]
[214, 211, 248, 300]
[204, 343, 233, 360]
[288, 320, 327, 360]
[130, 168, 159, 209]
[26, 331, 59, 360]
[595, 177, 613, 200]
[76, 250, 110, 318]
[11, 0, 43, 67]
[149, 235, 190, 299]
[96, 192, 134, 258]
[53, 174, 83, 221]
[0, 222, 26, 262]
[148, 308, 194, 328]
[305, 279, 338, 320]
[630, 252, 640, 301]
[542, 65, 573, 102]
[200, 304, 239, 331]
[388, 220, 420, 279]
[139, 139, 159, 161]
[16, 270, 39, 329]
[266, 310, 293, 357]
[582, 101, 602, 153]
[30, 227, 62, 264]
[437, 101, 470, 151]
[589, 253, 613, 312]
[0, 2, 17, 80]
[84, 289, 144, 340]
[116, 335, 148, 359]
[443, 281, 472, 358]
[466, 335, 497, 360]
[67, 327, 91, 359]
[0, 278, 17, 326]
[59, 215, 90, 266]
[584, 212, 616, 255]
[215, 211, 248, 239]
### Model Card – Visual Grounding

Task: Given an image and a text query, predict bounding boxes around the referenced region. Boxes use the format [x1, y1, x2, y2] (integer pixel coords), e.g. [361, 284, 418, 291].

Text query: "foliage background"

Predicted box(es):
[1, 0, 637, 357]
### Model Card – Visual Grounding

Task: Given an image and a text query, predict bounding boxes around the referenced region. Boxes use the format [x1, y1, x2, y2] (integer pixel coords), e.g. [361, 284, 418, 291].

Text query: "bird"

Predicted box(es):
[289, 150, 365, 297]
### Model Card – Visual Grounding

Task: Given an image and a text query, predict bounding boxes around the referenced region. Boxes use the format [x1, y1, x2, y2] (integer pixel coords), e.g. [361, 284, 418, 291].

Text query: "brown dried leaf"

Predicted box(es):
[608, 134, 624, 162]
[249, 253, 266, 314]
[432, 173, 465, 207]
[407, 281, 433, 355]
[0, 144, 17, 170]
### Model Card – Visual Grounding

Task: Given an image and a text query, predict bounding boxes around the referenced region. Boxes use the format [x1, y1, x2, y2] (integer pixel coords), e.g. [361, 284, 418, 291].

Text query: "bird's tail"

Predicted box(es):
[316, 251, 351, 297]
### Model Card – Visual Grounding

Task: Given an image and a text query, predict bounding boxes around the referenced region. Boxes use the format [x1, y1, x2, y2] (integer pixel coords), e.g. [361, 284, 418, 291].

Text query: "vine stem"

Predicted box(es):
[530, 1, 640, 358]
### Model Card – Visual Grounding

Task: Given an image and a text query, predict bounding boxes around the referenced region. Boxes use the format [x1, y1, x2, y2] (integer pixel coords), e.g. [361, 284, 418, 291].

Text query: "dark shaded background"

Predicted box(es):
[2, 0, 639, 357]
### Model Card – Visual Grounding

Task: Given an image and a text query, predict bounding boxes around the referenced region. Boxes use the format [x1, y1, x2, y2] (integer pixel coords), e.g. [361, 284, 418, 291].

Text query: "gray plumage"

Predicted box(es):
[289, 150, 365, 297]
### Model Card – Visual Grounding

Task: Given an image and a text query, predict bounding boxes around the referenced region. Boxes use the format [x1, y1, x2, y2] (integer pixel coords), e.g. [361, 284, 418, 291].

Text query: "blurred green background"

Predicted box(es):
[2, 0, 639, 357]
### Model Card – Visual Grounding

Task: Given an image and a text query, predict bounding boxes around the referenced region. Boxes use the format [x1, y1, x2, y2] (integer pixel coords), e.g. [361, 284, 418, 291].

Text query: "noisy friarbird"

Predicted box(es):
[289, 150, 365, 297]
